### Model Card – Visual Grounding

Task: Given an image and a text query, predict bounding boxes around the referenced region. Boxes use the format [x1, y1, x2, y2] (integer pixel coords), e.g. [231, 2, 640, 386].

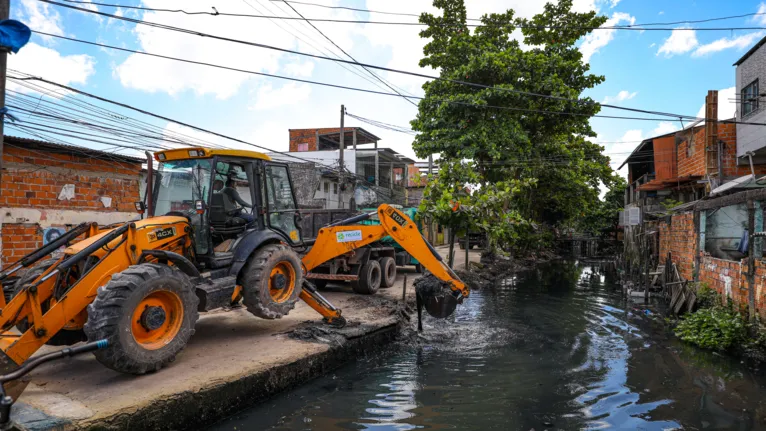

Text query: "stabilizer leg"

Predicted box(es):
[299, 281, 346, 327]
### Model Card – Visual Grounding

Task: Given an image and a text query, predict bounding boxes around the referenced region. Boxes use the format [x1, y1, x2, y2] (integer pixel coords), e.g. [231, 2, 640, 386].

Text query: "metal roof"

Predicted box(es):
[4, 135, 145, 164]
[617, 130, 677, 170]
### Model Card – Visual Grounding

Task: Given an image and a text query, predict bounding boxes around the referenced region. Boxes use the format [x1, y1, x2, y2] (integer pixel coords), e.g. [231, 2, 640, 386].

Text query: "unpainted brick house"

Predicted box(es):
[0, 136, 143, 267]
[273, 127, 414, 210]
[621, 35, 766, 318]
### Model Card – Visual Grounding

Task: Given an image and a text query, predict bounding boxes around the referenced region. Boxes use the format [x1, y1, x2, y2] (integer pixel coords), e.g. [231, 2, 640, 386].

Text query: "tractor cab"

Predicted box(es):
[151, 148, 302, 270]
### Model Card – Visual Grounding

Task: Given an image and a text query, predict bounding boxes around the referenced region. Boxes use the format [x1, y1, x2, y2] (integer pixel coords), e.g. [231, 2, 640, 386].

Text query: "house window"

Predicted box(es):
[333, 183, 338, 194]
[297, 143, 309, 152]
[324, 182, 329, 193]
[742, 79, 759, 117]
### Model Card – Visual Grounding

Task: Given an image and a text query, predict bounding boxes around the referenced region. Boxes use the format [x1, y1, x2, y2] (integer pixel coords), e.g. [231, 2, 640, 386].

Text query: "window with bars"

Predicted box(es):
[742, 79, 759, 117]
[297, 143, 309, 152]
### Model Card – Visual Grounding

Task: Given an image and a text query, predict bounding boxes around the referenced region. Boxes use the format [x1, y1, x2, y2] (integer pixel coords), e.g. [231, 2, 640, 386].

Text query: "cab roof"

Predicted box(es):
[154, 147, 271, 162]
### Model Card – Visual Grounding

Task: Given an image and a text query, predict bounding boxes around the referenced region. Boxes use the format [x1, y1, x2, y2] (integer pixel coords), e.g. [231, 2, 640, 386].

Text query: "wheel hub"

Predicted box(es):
[140, 306, 167, 331]
[272, 273, 287, 290]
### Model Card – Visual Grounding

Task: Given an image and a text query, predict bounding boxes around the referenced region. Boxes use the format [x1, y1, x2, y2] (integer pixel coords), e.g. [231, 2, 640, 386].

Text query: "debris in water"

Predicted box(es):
[414, 274, 450, 297]
[288, 324, 347, 346]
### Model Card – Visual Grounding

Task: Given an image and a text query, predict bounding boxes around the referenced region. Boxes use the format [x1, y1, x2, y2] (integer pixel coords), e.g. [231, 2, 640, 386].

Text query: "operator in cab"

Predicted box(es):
[213, 178, 255, 224]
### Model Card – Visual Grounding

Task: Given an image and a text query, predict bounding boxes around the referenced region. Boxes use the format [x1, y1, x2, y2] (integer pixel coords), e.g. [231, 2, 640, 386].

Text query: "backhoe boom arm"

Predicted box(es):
[301, 204, 469, 299]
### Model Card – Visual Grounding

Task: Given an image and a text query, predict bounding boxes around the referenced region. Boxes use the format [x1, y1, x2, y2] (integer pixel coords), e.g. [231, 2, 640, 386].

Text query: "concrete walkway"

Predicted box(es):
[10, 247, 482, 430]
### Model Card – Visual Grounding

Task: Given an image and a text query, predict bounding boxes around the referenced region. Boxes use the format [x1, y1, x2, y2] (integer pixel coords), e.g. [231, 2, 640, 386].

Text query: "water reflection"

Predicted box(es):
[210, 261, 766, 431]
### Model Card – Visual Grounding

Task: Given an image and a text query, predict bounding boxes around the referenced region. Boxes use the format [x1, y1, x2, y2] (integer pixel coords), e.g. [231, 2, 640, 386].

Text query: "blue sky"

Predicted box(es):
[7, 0, 766, 176]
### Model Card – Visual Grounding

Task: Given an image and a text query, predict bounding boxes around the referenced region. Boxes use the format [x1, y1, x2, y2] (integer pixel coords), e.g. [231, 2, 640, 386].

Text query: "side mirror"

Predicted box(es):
[134, 201, 146, 215]
[293, 211, 303, 225]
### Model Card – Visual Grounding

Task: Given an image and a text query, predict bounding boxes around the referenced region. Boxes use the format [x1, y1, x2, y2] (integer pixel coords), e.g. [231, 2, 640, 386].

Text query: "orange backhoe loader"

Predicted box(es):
[0, 148, 468, 408]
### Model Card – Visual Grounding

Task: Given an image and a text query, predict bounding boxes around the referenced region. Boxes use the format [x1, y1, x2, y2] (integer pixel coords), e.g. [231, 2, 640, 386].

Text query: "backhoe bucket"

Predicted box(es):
[414, 274, 459, 319]
[424, 294, 458, 319]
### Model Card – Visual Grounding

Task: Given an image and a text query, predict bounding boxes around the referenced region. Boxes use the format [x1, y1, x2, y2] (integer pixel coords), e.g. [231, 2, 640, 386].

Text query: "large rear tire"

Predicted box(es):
[313, 279, 329, 290]
[238, 244, 303, 319]
[351, 260, 381, 295]
[84, 264, 199, 374]
[13, 258, 87, 346]
[379, 257, 396, 288]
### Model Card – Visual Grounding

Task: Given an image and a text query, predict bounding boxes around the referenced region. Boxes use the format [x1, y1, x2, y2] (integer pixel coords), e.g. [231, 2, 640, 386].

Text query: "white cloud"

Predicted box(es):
[18, 0, 64, 40]
[162, 123, 228, 149]
[580, 12, 636, 63]
[603, 129, 644, 177]
[657, 27, 699, 57]
[8, 43, 95, 94]
[652, 121, 678, 136]
[607, 0, 621, 7]
[695, 87, 736, 121]
[115, 0, 360, 99]
[649, 43, 656, 48]
[659, 11, 665, 15]
[692, 31, 765, 57]
[753, 3, 766, 25]
[283, 60, 315, 78]
[250, 83, 311, 111]
[602, 90, 637, 104]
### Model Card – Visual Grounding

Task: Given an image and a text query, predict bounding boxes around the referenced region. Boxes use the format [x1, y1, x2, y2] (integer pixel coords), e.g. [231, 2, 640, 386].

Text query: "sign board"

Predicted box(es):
[336, 230, 362, 243]
[628, 207, 641, 225]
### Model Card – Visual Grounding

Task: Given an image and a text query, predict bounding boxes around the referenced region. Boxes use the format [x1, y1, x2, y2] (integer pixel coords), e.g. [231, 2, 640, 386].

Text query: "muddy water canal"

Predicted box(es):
[211, 261, 766, 430]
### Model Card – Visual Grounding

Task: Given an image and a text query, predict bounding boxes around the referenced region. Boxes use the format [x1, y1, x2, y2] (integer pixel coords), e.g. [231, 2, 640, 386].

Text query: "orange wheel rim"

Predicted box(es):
[269, 262, 296, 303]
[131, 290, 184, 350]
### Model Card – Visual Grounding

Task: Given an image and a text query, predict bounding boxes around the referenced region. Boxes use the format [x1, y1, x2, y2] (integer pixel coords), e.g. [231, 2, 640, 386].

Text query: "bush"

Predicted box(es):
[674, 306, 747, 351]
[695, 283, 719, 309]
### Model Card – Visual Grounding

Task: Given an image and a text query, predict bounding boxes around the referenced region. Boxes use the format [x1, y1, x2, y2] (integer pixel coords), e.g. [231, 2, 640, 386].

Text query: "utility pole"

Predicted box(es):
[0, 0, 10, 186]
[338, 104, 344, 209]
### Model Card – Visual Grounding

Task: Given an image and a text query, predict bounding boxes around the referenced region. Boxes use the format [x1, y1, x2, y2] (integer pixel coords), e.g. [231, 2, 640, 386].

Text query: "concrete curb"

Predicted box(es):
[14, 320, 399, 431]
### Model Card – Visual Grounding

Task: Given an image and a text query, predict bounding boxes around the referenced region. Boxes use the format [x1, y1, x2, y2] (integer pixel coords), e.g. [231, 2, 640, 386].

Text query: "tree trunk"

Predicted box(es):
[448, 228, 456, 267]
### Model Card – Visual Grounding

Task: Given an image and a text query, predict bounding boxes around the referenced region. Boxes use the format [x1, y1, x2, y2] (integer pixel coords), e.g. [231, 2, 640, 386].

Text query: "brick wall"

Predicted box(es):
[1, 143, 142, 266]
[677, 127, 705, 178]
[658, 212, 696, 280]
[676, 123, 766, 179]
[288, 128, 365, 152]
[657, 209, 766, 319]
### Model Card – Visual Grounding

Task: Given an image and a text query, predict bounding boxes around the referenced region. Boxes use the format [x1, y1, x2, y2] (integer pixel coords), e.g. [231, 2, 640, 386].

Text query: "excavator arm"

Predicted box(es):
[301, 204, 469, 319]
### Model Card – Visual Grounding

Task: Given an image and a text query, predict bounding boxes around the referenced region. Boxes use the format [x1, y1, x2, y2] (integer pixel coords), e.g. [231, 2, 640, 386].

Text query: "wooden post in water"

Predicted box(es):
[402, 274, 408, 304]
[644, 246, 650, 302]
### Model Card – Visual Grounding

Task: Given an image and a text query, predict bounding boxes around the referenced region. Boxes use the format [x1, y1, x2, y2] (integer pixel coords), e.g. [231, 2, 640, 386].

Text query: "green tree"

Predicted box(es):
[412, 0, 614, 251]
[579, 175, 627, 238]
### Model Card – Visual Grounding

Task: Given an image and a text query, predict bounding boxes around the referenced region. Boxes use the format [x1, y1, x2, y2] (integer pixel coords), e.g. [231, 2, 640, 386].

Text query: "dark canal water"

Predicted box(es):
[210, 261, 766, 430]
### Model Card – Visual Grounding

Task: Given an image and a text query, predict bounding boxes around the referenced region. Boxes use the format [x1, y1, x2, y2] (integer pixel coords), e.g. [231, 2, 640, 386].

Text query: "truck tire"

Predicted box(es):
[313, 279, 328, 290]
[459, 242, 466, 250]
[13, 258, 87, 346]
[351, 260, 381, 295]
[238, 244, 303, 319]
[84, 264, 199, 374]
[379, 257, 396, 288]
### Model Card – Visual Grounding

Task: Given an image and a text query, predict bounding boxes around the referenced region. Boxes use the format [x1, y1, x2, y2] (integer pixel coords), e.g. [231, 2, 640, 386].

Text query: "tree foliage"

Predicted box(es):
[579, 175, 627, 238]
[412, 0, 615, 251]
